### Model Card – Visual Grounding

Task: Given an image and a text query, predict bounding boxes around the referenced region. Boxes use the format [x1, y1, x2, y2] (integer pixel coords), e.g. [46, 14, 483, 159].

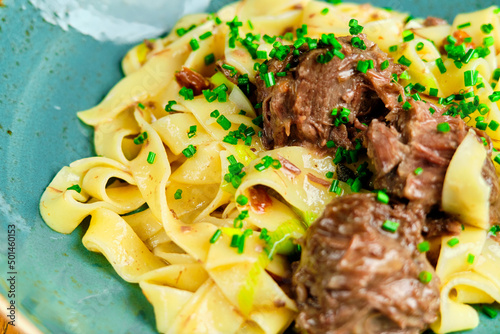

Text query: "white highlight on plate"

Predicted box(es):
[29, 0, 211, 43]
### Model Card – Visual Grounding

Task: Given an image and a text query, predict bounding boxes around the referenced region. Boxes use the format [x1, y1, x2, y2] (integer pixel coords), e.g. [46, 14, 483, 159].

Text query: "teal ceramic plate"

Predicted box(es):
[0, 0, 499, 333]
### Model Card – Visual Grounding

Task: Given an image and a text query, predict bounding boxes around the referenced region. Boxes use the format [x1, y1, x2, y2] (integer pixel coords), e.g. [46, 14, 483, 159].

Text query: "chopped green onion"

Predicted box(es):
[403, 30, 414, 42]
[179, 86, 194, 100]
[67, 184, 81, 193]
[381, 60, 389, 70]
[357, 60, 369, 73]
[414, 167, 424, 175]
[174, 189, 182, 199]
[204, 53, 215, 65]
[147, 151, 156, 164]
[326, 140, 336, 148]
[436, 58, 447, 74]
[210, 109, 220, 118]
[329, 179, 340, 193]
[429, 88, 438, 97]
[467, 253, 475, 264]
[217, 115, 232, 130]
[165, 100, 177, 112]
[457, 22, 471, 29]
[398, 55, 412, 67]
[484, 36, 495, 47]
[321, 7, 329, 15]
[326, 171, 334, 178]
[464, 70, 478, 87]
[403, 101, 412, 110]
[419, 271, 433, 284]
[489, 120, 499, 131]
[189, 38, 200, 51]
[417, 241, 430, 253]
[376, 190, 389, 204]
[482, 305, 498, 319]
[481, 23, 494, 34]
[416, 42, 424, 51]
[382, 220, 399, 233]
[199, 31, 212, 40]
[210, 229, 222, 243]
[257, 50, 267, 59]
[447, 237, 459, 247]
[133, 131, 148, 145]
[138, 102, 145, 109]
[182, 144, 197, 158]
[489, 92, 500, 102]
[462, 49, 475, 64]
[187, 125, 197, 138]
[247, 20, 254, 30]
[493, 68, 500, 81]
[389, 45, 398, 52]
[236, 195, 248, 206]
[264, 72, 276, 87]
[437, 122, 450, 133]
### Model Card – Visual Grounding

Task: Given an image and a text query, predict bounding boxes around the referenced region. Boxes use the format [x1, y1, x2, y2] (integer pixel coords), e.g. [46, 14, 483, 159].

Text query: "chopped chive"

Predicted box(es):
[210, 110, 220, 118]
[264, 72, 276, 87]
[458, 22, 471, 29]
[403, 101, 412, 110]
[482, 305, 498, 319]
[165, 100, 177, 112]
[174, 189, 182, 199]
[481, 23, 494, 34]
[418, 271, 433, 284]
[464, 70, 477, 87]
[147, 151, 156, 164]
[236, 194, 248, 206]
[398, 55, 412, 67]
[437, 122, 450, 133]
[199, 31, 212, 40]
[389, 45, 398, 52]
[493, 68, 500, 81]
[182, 144, 197, 158]
[376, 190, 389, 204]
[67, 184, 81, 193]
[216, 115, 231, 130]
[326, 171, 334, 178]
[187, 125, 197, 138]
[247, 20, 254, 30]
[436, 58, 447, 74]
[210, 229, 222, 243]
[417, 241, 430, 253]
[204, 53, 215, 65]
[257, 50, 267, 59]
[326, 140, 336, 148]
[321, 7, 329, 15]
[467, 253, 475, 264]
[414, 167, 424, 175]
[382, 220, 399, 233]
[230, 234, 239, 247]
[189, 38, 200, 51]
[462, 49, 475, 64]
[357, 60, 369, 73]
[133, 131, 148, 145]
[489, 120, 499, 131]
[138, 102, 145, 109]
[447, 237, 459, 247]
[403, 30, 414, 42]
[416, 42, 424, 51]
[329, 179, 340, 193]
[429, 88, 438, 97]
[381, 60, 389, 70]
[483, 36, 495, 47]
[489, 92, 500, 102]
[179, 86, 194, 100]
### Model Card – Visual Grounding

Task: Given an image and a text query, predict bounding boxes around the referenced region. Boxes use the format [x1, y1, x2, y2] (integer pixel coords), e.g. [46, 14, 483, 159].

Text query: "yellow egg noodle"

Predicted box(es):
[39, 1, 500, 333]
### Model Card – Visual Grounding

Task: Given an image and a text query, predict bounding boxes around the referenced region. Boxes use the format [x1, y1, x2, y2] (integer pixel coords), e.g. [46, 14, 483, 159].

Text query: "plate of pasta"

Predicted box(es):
[1, 0, 500, 333]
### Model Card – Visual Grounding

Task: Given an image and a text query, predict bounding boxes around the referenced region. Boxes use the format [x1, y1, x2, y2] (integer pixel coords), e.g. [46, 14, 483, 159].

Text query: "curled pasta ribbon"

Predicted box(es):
[82, 208, 165, 283]
[40, 157, 144, 234]
[433, 227, 500, 333]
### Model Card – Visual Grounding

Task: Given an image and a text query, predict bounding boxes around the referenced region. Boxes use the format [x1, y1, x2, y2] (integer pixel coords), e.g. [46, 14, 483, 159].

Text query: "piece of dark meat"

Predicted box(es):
[422, 17, 448, 27]
[255, 35, 405, 151]
[175, 67, 210, 95]
[293, 194, 440, 334]
[365, 99, 500, 214]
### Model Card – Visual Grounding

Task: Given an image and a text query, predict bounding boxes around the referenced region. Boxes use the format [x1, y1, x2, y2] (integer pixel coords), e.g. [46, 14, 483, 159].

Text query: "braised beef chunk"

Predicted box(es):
[293, 194, 440, 334]
[255, 35, 405, 151]
[422, 16, 448, 27]
[175, 67, 211, 95]
[365, 99, 500, 213]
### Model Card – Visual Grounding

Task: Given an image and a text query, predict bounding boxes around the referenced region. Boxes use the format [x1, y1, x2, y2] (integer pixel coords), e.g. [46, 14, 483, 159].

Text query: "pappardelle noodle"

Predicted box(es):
[40, 1, 500, 333]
